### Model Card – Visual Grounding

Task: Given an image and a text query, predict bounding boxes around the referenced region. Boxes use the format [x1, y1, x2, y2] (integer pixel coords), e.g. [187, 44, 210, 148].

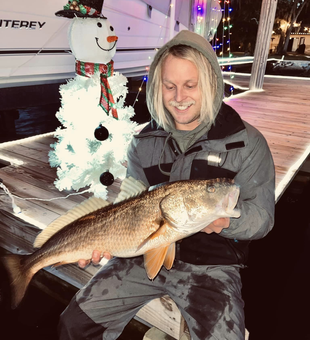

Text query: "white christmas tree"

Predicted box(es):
[50, 6, 137, 199]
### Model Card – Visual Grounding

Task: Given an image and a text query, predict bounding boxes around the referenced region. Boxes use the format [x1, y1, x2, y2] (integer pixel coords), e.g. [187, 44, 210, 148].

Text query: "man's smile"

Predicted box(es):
[169, 101, 195, 111]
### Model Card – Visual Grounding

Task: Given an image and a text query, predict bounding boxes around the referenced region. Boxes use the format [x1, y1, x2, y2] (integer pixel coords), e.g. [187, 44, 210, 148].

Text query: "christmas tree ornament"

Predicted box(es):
[94, 124, 109, 141]
[99, 171, 114, 186]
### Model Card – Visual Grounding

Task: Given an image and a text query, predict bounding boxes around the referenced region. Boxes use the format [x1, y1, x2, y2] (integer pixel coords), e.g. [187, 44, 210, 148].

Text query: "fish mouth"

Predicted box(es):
[95, 37, 117, 51]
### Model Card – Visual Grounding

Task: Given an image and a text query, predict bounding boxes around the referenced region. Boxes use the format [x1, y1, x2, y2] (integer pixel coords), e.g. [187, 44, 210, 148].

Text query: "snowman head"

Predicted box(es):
[69, 17, 118, 64]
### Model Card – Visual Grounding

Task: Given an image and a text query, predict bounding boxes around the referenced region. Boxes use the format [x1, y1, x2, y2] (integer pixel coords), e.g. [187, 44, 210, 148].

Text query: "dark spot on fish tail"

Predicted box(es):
[185, 273, 231, 339]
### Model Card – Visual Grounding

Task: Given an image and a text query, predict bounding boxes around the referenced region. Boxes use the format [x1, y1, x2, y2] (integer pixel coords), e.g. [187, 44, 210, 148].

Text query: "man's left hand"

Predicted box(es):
[201, 218, 230, 234]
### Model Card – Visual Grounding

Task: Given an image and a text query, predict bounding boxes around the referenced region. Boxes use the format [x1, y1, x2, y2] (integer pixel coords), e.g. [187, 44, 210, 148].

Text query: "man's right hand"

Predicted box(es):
[78, 250, 112, 268]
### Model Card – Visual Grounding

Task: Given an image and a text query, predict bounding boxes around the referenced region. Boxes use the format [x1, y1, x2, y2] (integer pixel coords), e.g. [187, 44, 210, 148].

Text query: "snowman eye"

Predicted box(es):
[110, 26, 114, 31]
[97, 22, 102, 28]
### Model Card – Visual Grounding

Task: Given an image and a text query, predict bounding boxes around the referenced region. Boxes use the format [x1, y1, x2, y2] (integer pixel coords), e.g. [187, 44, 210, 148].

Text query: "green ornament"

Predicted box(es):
[79, 5, 87, 15]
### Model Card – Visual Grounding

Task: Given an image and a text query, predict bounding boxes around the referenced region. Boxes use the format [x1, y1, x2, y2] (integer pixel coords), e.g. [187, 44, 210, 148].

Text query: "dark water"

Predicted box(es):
[0, 103, 61, 143]
[0, 91, 151, 144]
[242, 176, 310, 340]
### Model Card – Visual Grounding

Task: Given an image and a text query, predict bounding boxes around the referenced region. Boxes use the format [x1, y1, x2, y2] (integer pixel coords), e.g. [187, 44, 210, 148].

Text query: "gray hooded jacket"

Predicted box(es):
[126, 30, 275, 265]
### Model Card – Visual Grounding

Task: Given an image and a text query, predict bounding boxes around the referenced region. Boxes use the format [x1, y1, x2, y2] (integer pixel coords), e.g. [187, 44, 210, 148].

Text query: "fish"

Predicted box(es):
[1, 177, 240, 309]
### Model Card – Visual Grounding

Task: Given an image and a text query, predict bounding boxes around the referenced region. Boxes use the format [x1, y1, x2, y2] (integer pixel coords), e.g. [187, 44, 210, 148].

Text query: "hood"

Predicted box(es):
[146, 30, 224, 120]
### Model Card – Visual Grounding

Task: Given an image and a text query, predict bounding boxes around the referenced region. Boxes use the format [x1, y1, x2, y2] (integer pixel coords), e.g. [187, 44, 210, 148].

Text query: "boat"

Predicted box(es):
[0, 0, 191, 90]
[1, 0, 240, 116]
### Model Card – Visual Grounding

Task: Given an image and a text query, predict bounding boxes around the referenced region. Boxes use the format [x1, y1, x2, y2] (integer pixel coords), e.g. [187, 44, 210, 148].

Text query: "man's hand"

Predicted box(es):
[201, 218, 230, 234]
[78, 250, 113, 268]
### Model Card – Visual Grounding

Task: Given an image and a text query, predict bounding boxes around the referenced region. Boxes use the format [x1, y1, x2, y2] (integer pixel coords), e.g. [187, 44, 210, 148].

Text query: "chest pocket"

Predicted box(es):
[190, 151, 239, 180]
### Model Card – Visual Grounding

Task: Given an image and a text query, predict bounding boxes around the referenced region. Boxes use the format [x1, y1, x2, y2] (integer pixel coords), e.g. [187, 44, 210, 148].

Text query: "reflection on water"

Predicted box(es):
[0, 92, 151, 144]
[0, 103, 61, 143]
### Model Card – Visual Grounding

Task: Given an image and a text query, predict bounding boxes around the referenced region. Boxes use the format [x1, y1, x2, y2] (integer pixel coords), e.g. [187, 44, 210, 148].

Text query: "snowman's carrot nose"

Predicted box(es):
[107, 36, 118, 43]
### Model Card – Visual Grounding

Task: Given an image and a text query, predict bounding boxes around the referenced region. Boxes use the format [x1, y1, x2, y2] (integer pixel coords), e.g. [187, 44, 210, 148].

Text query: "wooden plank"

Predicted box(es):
[224, 73, 310, 201]
[136, 296, 183, 340]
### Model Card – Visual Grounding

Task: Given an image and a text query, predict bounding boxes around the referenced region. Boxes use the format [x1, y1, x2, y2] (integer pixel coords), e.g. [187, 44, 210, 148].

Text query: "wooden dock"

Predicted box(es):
[223, 72, 310, 202]
[0, 73, 310, 339]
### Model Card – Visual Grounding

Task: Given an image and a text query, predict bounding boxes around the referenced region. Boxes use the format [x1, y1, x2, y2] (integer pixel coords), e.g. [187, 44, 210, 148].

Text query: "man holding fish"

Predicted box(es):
[58, 30, 275, 339]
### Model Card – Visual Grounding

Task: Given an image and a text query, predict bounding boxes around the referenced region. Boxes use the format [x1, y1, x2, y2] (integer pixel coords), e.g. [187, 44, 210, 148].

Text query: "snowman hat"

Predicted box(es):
[55, 0, 107, 19]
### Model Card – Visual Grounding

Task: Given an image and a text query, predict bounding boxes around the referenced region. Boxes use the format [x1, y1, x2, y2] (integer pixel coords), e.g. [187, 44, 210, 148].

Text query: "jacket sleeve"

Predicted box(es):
[126, 136, 150, 187]
[221, 123, 275, 240]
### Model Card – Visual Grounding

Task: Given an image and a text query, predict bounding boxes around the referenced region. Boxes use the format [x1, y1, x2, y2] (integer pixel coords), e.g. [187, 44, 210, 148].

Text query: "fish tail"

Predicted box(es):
[1, 254, 34, 309]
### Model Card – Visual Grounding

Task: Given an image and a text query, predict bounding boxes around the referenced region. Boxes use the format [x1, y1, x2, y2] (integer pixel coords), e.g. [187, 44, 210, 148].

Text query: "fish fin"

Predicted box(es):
[34, 197, 110, 248]
[136, 220, 167, 252]
[1, 254, 33, 309]
[163, 243, 175, 270]
[144, 246, 169, 280]
[114, 176, 147, 204]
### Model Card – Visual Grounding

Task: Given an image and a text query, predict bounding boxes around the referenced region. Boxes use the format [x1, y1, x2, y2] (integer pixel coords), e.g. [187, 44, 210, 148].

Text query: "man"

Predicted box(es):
[58, 30, 275, 340]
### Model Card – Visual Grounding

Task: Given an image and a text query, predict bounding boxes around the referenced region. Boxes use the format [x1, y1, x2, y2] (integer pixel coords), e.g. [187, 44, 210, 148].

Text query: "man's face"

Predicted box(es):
[162, 54, 202, 131]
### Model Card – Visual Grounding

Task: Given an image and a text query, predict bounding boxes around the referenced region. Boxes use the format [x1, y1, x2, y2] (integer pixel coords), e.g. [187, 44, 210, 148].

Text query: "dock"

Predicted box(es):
[223, 72, 310, 202]
[1, 73, 310, 339]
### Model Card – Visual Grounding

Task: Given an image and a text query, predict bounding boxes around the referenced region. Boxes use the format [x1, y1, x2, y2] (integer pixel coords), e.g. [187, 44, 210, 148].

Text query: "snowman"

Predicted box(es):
[49, 0, 137, 199]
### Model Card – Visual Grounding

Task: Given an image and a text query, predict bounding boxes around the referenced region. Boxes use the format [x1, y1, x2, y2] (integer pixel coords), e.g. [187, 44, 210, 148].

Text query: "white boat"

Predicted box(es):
[0, 0, 191, 89]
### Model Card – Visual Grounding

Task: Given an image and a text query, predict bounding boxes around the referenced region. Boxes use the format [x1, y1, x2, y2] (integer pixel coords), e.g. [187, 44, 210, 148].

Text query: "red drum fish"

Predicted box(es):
[1, 177, 240, 308]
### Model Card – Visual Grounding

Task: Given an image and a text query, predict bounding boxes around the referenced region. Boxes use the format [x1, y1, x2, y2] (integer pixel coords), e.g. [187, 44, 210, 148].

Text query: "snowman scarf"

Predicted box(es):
[75, 60, 118, 119]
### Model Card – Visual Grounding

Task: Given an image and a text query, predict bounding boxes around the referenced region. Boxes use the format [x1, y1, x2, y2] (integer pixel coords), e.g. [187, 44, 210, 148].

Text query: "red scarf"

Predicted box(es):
[75, 60, 118, 119]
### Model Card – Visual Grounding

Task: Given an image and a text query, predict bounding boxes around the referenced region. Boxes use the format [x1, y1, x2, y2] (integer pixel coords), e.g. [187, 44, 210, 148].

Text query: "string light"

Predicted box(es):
[195, 1, 205, 34]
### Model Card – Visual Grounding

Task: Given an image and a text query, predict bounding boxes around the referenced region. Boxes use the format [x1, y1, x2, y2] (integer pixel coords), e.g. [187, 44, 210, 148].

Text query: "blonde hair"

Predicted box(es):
[147, 45, 218, 130]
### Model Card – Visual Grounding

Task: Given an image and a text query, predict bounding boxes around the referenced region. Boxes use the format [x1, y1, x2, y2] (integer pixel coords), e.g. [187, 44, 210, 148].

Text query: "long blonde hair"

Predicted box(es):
[147, 45, 218, 130]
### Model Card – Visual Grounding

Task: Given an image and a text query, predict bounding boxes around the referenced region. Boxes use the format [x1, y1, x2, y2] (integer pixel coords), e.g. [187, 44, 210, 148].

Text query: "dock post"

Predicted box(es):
[249, 0, 278, 90]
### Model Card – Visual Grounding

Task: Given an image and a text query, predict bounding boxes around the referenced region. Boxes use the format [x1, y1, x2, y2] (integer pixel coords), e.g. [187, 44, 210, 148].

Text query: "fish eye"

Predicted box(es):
[110, 26, 114, 31]
[207, 185, 215, 193]
[97, 22, 102, 28]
